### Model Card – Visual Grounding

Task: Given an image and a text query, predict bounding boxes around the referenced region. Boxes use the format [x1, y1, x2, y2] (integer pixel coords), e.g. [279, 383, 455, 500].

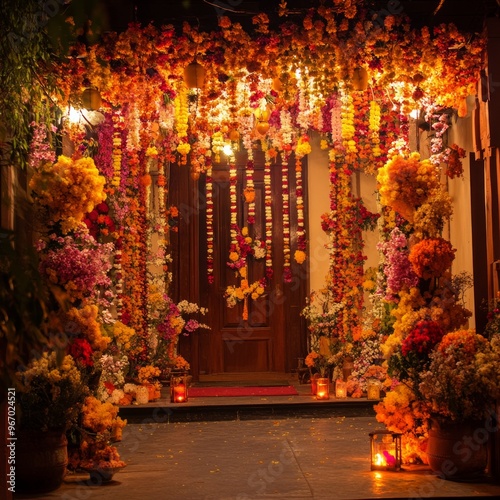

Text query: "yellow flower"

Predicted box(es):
[294, 250, 306, 264]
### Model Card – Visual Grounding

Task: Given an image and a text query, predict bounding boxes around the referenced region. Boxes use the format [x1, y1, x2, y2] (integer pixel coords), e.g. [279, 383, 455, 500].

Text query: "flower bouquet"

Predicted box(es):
[16, 352, 88, 432]
[419, 330, 500, 422]
[69, 395, 127, 479]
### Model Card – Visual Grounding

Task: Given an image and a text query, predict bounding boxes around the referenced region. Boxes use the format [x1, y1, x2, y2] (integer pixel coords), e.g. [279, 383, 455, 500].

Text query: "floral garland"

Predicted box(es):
[244, 158, 256, 224]
[294, 137, 309, 265]
[340, 91, 357, 155]
[282, 155, 292, 283]
[206, 163, 214, 283]
[174, 83, 190, 163]
[263, 154, 273, 281]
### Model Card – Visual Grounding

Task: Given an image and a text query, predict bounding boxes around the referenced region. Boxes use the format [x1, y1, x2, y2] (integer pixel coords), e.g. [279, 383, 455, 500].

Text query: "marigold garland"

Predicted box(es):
[264, 156, 273, 280]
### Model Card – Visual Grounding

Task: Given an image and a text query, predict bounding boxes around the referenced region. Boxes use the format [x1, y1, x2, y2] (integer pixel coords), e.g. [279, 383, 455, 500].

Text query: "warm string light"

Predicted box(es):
[206, 163, 214, 283]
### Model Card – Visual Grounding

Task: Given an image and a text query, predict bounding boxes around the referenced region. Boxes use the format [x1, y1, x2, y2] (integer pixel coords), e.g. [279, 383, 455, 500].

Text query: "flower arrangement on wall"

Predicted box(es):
[19, 1, 486, 424]
[372, 149, 476, 463]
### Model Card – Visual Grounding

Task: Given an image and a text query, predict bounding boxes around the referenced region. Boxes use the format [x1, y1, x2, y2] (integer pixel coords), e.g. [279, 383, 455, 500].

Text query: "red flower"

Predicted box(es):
[401, 320, 444, 357]
[68, 338, 94, 368]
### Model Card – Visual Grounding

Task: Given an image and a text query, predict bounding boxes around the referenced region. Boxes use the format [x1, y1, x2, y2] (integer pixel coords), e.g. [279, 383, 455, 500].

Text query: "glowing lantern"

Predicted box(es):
[366, 380, 381, 400]
[335, 379, 347, 399]
[170, 373, 189, 403]
[256, 121, 270, 135]
[315, 378, 330, 400]
[369, 430, 402, 471]
[228, 129, 240, 142]
[254, 107, 271, 122]
[81, 88, 102, 110]
[311, 375, 318, 395]
[352, 67, 369, 91]
[183, 62, 205, 89]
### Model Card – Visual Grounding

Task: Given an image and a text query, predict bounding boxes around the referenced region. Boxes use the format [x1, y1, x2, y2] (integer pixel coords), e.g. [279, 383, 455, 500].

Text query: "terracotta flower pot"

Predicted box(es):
[426, 417, 489, 480]
[16, 430, 68, 493]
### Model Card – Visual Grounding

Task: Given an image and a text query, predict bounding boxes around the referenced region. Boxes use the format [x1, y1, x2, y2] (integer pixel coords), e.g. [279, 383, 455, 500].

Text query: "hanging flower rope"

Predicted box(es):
[282, 155, 292, 283]
[206, 163, 214, 283]
[264, 153, 273, 281]
[244, 157, 256, 225]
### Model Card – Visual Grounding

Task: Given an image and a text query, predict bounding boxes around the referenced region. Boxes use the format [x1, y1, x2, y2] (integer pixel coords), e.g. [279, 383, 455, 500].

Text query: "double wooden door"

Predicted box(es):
[173, 149, 308, 377]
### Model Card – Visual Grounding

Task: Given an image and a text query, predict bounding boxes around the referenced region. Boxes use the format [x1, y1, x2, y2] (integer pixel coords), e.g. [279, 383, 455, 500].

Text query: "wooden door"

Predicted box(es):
[197, 149, 308, 375]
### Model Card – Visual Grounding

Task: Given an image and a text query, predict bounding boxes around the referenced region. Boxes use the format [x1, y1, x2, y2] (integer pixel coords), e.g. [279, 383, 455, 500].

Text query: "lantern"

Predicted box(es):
[256, 121, 270, 135]
[316, 378, 330, 400]
[335, 379, 347, 399]
[352, 67, 369, 91]
[183, 62, 205, 89]
[311, 374, 318, 395]
[366, 380, 381, 400]
[170, 373, 188, 403]
[81, 88, 102, 110]
[254, 107, 271, 122]
[369, 430, 402, 471]
[135, 385, 149, 405]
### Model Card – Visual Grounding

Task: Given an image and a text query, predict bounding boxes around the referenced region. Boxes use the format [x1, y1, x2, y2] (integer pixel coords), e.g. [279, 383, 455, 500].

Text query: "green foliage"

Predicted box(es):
[0, 230, 69, 401]
[0, 0, 65, 168]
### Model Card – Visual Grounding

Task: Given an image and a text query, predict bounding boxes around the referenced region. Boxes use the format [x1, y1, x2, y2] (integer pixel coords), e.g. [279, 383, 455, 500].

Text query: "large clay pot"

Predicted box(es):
[426, 418, 489, 480]
[16, 430, 68, 493]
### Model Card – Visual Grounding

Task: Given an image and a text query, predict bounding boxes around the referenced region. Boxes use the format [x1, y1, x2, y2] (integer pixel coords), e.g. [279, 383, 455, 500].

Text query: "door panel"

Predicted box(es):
[197, 149, 308, 375]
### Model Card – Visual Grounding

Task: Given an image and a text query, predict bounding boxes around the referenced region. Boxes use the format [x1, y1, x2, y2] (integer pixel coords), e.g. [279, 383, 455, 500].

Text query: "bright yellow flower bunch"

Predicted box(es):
[66, 303, 110, 352]
[137, 365, 161, 384]
[29, 155, 106, 232]
[377, 152, 439, 223]
[112, 321, 136, 351]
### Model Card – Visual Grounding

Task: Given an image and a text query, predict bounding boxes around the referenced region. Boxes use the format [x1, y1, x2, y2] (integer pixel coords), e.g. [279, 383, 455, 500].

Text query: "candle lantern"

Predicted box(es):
[335, 379, 347, 399]
[369, 430, 402, 471]
[366, 379, 381, 400]
[316, 378, 330, 400]
[310, 374, 318, 395]
[170, 373, 188, 403]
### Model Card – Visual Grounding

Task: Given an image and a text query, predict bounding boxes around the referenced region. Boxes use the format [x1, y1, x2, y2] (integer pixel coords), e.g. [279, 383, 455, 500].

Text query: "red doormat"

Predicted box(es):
[188, 386, 298, 397]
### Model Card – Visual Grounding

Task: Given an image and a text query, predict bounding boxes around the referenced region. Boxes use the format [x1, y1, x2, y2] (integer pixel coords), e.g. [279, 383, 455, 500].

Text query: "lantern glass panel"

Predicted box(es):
[369, 430, 402, 471]
[316, 378, 330, 400]
[170, 373, 189, 403]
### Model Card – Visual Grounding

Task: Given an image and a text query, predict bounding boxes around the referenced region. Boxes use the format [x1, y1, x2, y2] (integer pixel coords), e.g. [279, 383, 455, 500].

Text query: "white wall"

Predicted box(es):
[307, 133, 331, 293]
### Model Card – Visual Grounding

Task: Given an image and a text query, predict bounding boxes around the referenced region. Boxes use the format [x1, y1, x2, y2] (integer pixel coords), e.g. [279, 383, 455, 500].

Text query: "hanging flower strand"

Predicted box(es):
[244, 155, 256, 225]
[369, 100, 382, 157]
[294, 135, 310, 265]
[282, 155, 292, 283]
[264, 152, 273, 281]
[175, 83, 190, 164]
[206, 163, 214, 283]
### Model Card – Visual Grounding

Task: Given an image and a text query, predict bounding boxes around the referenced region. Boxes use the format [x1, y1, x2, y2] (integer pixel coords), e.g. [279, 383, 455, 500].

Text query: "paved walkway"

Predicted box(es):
[14, 415, 500, 500]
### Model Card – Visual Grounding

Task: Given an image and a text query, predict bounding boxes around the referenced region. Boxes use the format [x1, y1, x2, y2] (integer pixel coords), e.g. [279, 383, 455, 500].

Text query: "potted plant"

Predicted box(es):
[418, 329, 500, 479]
[15, 351, 88, 493]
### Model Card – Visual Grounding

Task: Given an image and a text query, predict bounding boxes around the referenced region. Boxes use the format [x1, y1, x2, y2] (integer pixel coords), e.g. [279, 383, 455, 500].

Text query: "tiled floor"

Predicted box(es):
[13, 373, 500, 500]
